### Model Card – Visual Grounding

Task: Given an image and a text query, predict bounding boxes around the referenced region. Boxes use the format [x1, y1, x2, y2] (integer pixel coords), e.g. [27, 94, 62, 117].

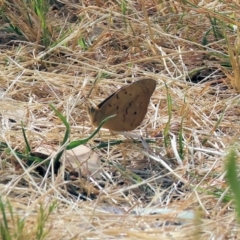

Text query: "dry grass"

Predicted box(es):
[1, 0, 240, 239]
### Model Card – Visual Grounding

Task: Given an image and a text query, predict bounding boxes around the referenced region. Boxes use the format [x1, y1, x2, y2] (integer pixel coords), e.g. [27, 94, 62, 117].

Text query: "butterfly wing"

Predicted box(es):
[90, 79, 156, 131]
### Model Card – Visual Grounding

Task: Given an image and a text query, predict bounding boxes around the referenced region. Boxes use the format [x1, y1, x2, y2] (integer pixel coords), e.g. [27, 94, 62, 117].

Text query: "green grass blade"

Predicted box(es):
[67, 115, 116, 150]
[202, 105, 226, 145]
[225, 147, 240, 222]
[36, 201, 56, 240]
[178, 117, 184, 159]
[163, 84, 172, 148]
[49, 104, 70, 146]
[21, 122, 31, 153]
[0, 198, 11, 240]
[49, 104, 70, 172]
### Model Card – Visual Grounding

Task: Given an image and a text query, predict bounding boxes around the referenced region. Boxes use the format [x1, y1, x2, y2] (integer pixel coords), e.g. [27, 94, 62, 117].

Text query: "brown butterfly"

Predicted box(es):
[88, 79, 156, 131]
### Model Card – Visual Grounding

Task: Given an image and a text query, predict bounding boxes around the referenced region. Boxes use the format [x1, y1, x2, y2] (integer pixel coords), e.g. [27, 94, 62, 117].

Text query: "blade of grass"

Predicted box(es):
[202, 105, 226, 145]
[163, 84, 172, 149]
[67, 114, 116, 150]
[49, 104, 70, 172]
[36, 201, 57, 240]
[225, 146, 240, 222]
[178, 117, 184, 159]
[0, 198, 11, 240]
[21, 122, 31, 153]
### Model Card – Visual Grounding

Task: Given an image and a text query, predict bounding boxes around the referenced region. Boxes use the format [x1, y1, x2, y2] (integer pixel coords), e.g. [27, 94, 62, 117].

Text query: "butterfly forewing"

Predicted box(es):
[89, 79, 156, 131]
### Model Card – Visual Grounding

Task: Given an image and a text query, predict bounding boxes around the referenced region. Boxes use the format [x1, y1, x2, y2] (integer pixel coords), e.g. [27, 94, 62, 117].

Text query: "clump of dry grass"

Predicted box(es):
[1, 0, 240, 239]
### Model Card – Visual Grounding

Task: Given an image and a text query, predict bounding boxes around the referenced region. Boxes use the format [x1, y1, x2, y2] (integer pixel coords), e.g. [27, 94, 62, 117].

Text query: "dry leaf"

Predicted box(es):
[34, 144, 101, 178]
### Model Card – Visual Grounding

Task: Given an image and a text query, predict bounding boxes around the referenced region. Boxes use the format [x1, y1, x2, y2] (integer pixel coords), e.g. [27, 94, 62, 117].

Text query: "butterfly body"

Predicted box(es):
[88, 79, 156, 131]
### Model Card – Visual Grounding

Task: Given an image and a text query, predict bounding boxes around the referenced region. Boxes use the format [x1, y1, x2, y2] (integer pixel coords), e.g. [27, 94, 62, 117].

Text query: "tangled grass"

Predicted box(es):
[0, 0, 240, 239]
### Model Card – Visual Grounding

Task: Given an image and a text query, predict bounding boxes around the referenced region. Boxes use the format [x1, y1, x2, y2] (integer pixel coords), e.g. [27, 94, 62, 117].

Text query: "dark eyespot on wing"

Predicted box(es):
[124, 90, 132, 97]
